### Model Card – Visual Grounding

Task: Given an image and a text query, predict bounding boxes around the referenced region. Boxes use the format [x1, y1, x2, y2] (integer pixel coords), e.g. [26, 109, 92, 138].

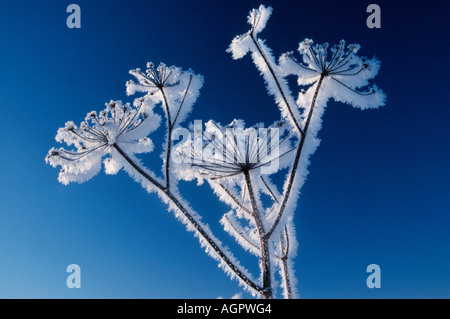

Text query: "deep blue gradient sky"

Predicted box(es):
[0, 0, 448, 298]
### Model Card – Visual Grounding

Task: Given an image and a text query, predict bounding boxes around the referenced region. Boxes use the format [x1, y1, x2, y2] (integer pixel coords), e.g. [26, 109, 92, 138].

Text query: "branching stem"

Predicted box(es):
[244, 170, 272, 299]
[267, 73, 325, 238]
[247, 32, 326, 298]
[112, 143, 263, 295]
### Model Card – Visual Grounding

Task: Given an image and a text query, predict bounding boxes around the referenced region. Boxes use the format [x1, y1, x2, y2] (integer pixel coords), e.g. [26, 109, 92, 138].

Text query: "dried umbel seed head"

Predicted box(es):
[46, 99, 160, 185]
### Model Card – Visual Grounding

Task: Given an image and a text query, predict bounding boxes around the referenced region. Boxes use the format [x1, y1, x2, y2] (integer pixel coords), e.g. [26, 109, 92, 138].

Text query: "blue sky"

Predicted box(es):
[0, 0, 448, 298]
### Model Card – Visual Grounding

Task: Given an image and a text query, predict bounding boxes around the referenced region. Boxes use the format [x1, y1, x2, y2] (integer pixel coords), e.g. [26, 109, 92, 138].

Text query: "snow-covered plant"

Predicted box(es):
[46, 99, 160, 184]
[46, 5, 385, 299]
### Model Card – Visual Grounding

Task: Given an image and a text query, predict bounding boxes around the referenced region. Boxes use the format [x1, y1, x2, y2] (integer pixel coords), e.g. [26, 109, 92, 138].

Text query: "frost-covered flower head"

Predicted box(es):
[296, 39, 369, 78]
[227, 5, 273, 59]
[175, 119, 294, 184]
[46, 99, 161, 184]
[280, 38, 386, 109]
[126, 62, 204, 129]
[126, 62, 181, 95]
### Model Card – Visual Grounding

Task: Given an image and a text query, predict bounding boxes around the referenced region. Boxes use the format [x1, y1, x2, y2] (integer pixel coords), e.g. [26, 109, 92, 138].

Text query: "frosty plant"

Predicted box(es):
[46, 5, 385, 299]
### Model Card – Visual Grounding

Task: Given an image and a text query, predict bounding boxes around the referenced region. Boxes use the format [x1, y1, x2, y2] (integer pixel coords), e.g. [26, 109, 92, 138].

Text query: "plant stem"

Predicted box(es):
[160, 87, 172, 190]
[249, 33, 304, 137]
[280, 227, 292, 299]
[244, 170, 272, 299]
[112, 143, 263, 295]
[267, 73, 325, 238]
[248, 32, 326, 298]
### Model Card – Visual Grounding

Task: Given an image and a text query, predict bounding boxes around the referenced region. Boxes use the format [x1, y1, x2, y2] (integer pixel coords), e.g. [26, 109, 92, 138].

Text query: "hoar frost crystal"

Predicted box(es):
[47, 5, 385, 299]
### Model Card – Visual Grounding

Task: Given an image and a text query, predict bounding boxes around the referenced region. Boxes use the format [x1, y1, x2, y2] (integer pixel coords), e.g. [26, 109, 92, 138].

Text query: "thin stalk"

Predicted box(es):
[267, 73, 325, 238]
[219, 184, 253, 217]
[260, 176, 279, 204]
[244, 170, 272, 299]
[249, 33, 304, 137]
[279, 226, 292, 299]
[223, 214, 260, 255]
[160, 87, 172, 190]
[171, 75, 193, 129]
